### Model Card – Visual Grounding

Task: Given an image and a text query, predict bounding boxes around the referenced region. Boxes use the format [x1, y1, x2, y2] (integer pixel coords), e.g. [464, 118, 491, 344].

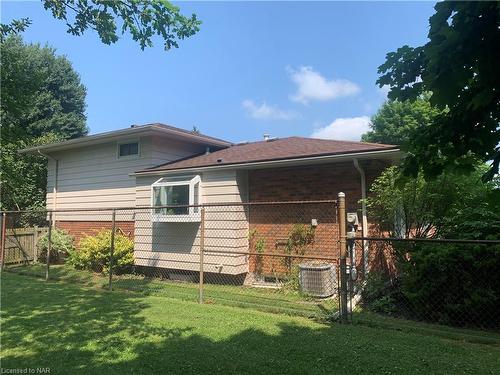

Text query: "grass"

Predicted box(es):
[352, 310, 500, 346]
[5, 264, 338, 318]
[2, 272, 500, 374]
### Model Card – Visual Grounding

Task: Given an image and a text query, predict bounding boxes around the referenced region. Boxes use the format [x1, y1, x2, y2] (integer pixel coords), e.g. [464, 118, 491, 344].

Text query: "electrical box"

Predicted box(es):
[347, 212, 359, 227]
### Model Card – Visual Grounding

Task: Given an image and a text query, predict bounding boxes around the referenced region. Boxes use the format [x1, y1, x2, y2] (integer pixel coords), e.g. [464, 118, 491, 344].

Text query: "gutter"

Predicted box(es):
[353, 158, 368, 276]
[37, 150, 58, 226]
[18, 124, 231, 154]
[131, 148, 402, 177]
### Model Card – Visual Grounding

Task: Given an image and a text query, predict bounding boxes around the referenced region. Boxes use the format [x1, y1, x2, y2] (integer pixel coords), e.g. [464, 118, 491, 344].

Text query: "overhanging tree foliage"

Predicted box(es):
[0, 18, 31, 39]
[1, 1, 201, 50]
[0, 36, 87, 211]
[377, 1, 500, 181]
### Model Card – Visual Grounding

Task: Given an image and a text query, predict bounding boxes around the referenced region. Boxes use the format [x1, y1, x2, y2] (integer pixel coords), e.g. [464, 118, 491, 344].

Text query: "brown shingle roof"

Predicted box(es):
[136, 137, 398, 174]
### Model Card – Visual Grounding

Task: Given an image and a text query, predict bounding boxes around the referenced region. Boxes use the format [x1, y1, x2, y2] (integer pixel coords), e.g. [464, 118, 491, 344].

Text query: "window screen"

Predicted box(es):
[119, 142, 139, 157]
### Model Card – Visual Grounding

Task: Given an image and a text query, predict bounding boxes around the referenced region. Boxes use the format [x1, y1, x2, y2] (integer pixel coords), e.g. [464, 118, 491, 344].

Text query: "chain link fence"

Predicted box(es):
[347, 236, 500, 331]
[2, 195, 499, 331]
[1, 201, 340, 320]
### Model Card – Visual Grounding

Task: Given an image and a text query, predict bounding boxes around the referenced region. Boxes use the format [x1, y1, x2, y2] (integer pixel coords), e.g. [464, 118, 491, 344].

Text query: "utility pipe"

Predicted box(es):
[37, 150, 58, 226]
[353, 158, 368, 276]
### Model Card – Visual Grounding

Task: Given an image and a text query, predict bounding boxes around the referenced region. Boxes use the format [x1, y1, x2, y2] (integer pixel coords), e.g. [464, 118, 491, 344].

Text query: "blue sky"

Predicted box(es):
[2, 1, 435, 143]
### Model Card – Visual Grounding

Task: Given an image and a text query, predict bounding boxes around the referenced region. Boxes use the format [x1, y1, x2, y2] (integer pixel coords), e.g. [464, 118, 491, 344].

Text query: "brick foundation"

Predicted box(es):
[56, 221, 135, 246]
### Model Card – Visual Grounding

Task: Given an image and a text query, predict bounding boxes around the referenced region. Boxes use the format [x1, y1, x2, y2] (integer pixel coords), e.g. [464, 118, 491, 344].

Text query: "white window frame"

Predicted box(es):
[117, 139, 140, 159]
[151, 175, 202, 222]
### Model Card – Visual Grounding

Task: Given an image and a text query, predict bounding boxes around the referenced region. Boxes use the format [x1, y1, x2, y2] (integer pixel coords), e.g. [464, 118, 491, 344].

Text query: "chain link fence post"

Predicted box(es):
[45, 211, 53, 281]
[199, 206, 205, 304]
[108, 209, 116, 291]
[338, 192, 349, 323]
[33, 225, 39, 263]
[1, 212, 6, 271]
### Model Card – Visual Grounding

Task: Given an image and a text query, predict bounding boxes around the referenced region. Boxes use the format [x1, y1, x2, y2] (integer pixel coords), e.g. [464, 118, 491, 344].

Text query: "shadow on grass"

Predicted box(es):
[351, 310, 500, 346]
[5, 264, 337, 319]
[2, 272, 500, 375]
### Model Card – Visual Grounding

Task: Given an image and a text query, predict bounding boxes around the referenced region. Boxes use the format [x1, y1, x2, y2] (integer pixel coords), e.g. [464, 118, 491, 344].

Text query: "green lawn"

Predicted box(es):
[1, 272, 500, 374]
[5, 264, 338, 318]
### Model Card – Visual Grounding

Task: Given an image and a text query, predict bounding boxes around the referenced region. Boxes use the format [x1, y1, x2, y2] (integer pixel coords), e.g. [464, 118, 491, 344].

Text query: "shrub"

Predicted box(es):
[67, 230, 134, 274]
[37, 228, 75, 263]
[399, 242, 500, 327]
[362, 242, 500, 327]
[361, 272, 399, 315]
[363, 164, 500, 328]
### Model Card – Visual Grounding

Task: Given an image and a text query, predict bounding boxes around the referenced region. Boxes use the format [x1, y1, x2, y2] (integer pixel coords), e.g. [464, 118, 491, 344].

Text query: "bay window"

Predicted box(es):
[151, 175, 201, 222]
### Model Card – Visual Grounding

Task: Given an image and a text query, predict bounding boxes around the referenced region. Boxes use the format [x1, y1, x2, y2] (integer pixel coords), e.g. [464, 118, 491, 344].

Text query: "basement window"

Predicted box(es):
[151, 175, 201, 222]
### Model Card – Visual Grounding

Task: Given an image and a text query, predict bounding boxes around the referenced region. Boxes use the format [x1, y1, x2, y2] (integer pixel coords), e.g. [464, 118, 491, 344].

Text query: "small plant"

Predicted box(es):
[283, 224, 315, 273]
[249, 229, 266, 275]
[37, 228, 75, 263]
[67, 230, 134, 275]
[254, 239, 265, 274]
[280, 265, 301, 294]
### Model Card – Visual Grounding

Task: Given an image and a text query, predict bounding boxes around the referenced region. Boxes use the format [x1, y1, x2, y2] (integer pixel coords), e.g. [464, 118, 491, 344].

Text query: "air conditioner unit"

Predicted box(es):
[298, 263, 336, 298]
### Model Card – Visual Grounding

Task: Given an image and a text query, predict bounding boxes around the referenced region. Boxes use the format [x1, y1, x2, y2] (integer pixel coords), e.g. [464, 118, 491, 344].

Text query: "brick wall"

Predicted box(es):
[247, 160, 389, 275]
[56, 221, 135, 246]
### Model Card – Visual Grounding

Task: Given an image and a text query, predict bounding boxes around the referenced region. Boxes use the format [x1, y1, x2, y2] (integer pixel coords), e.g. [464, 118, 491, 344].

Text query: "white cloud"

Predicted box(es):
[378, 84, 390, 98]
[242, 100, 299, 120]
[310, 116, 371, 141]
[288, 66, 360, 104]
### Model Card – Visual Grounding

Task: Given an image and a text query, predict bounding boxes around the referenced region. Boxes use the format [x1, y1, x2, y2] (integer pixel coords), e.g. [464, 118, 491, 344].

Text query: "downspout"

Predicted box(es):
[38, 150, 58, 227]
[353, 158, 368, 276]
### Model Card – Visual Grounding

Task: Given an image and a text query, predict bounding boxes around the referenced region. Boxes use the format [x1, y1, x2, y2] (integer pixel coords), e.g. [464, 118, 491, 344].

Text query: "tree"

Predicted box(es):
[362, 93, 443, 146]
[1, 1, 201, 51]
[364, 165, 500, 327]
[366, 165, 498, 240]
[0, 18, 31, 40]
[0, 36, 87, 210]
[377, 2, 500, 181]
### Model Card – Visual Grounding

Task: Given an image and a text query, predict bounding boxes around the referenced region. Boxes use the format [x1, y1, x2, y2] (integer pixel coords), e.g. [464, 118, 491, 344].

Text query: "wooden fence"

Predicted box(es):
[2, 227, 48, 265]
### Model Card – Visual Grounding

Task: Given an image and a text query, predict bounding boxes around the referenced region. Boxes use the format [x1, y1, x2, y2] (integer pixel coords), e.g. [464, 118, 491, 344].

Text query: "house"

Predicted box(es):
[21, 123, 400, 279]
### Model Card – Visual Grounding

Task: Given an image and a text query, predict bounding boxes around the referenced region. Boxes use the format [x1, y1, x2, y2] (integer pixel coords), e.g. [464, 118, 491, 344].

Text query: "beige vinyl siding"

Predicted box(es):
[151, 137, 206, 166]
[134, 169, 249, 275]
[47, 137, 208, 221]
[48, 138, 151, 221]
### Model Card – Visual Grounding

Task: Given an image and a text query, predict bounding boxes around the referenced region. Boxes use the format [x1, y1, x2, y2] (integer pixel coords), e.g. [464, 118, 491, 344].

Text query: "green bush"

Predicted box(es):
[37, 228, 75, 263]
[362, 242, 500, 327]
[67, 230, 134, 275]
[399, 242, 500, 327]
[364, 165, 500, 328]
[361, 272, 398, 315]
